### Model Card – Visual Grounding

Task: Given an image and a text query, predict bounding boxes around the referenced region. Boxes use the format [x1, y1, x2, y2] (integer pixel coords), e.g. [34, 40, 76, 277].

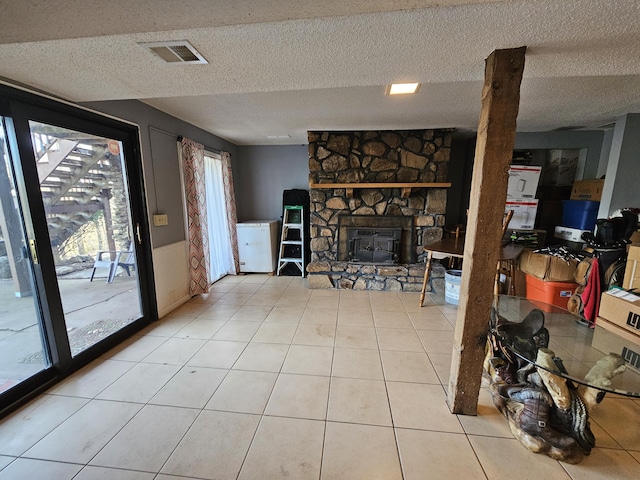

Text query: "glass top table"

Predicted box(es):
[491, 295, 640, 398]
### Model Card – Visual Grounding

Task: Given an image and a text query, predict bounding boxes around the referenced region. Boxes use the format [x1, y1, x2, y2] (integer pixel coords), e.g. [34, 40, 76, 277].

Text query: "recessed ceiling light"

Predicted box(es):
[386, 83, 421, 95]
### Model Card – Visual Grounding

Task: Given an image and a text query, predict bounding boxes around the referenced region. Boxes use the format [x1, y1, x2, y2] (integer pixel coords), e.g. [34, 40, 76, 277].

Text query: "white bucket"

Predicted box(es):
[444, 270, 462, 305]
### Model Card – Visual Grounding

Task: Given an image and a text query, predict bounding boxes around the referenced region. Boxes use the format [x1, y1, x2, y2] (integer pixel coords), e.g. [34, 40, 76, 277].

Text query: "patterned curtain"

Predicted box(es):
[221, 151, 240, 274]
[180, 138, 210, 295]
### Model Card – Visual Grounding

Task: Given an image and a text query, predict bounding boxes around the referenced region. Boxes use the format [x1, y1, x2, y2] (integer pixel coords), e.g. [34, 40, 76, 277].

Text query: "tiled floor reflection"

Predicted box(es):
[1, 274, 639, 479]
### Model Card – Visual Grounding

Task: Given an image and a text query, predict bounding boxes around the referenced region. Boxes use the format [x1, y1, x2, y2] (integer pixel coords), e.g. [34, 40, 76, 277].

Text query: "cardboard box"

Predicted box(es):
[518, 248, 578, 282]
[598, 289, 640, 337]
[623, 245, 640, 290]
[570, 179, 605, 201]
[595, 316, 640, 349]
[592, 319, 640, 370]
[507, 165, 542, 199]
[505, 199, 539, 230]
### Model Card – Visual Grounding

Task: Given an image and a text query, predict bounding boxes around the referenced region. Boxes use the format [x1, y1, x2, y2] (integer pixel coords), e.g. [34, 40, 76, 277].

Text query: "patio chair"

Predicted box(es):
[116, 244, 136, 278]
[90, 243, 135, 283]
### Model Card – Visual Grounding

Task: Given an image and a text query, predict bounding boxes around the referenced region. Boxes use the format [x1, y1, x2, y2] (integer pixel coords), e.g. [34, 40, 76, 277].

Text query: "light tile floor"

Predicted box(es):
[1, 274, 639, 479]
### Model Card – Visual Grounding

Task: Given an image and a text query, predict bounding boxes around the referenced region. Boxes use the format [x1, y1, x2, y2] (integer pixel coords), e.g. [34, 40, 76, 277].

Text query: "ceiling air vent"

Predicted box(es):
[140, 40, 208, 64]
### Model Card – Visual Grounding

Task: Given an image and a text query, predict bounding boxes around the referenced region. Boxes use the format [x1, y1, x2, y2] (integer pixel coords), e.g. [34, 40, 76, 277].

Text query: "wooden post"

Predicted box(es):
[100, 188, 117, 256]
[448, 47, 526, 415]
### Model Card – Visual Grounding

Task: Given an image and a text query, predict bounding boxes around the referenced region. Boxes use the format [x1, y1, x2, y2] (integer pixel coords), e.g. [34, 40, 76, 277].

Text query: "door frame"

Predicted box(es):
[0, 83, 157, 416]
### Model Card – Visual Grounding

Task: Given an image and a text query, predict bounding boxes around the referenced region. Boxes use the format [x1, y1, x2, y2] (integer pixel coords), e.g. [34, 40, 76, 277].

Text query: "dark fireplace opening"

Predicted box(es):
[347, 227, 402, 264]
[338, 215, 415, 264]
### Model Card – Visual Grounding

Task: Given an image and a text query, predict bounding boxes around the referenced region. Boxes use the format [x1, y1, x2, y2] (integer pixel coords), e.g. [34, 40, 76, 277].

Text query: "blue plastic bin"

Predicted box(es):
[561, 200, 599, 231]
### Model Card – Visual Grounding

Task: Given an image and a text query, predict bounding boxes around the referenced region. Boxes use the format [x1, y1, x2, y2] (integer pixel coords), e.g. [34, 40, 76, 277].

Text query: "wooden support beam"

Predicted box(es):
[448, 46, 526, 415]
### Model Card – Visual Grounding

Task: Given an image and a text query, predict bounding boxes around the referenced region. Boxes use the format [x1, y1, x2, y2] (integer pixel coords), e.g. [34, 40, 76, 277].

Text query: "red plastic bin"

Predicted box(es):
[524, 274, 577, 312]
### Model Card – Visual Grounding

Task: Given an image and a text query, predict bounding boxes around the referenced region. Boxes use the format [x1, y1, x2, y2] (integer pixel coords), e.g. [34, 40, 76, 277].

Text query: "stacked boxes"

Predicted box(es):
[598, 289, 640, 339]
[623, 245, 640, 291]
[505, 165, 541, 230]
[596, 290, 640, 369]
[518, 248, 579, 311]
[552, 179, 603, 248]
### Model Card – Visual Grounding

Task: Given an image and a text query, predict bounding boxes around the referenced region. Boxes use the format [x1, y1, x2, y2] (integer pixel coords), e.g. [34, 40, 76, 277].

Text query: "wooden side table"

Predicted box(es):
[419, 239, 524, 307]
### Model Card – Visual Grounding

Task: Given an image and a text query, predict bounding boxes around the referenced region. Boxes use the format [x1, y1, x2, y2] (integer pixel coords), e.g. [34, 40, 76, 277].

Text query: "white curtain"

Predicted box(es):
[204, 153, 235, 282]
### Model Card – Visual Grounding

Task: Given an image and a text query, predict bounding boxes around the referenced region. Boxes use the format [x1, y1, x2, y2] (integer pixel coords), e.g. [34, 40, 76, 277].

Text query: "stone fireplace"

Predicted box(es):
[307, 129, 452, 291]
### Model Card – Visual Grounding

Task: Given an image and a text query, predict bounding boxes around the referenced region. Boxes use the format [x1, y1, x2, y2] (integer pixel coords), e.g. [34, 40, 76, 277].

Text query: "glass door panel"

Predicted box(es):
[28, 121, 142, 357]
[0, 120, 50, 394]
[204, 153, 235, 283]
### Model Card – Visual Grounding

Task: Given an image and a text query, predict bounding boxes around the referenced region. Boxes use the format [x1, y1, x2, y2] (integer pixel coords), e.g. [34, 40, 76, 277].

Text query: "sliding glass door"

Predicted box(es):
[0, 123, 51, 394]
[0, 84, 155, 412]
[28, 121, 143, 356]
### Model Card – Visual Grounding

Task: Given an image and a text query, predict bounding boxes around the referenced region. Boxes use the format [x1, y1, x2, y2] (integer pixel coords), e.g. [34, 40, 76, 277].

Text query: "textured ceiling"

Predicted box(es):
[1, 0, 639, 145]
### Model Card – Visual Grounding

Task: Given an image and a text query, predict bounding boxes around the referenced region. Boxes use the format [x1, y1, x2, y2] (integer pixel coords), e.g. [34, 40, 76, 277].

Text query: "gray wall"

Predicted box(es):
[596, 128, 615, 179]
[599, 113, 640, 217]
[514, 130, 605, 179]
[234, 145, 309, 221]
[232, 132, 607, 226]
[82, 100, 238, 248]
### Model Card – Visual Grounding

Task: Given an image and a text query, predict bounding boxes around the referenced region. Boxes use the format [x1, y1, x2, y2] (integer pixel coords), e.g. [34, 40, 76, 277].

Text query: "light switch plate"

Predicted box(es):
[153, 214, 169, 226]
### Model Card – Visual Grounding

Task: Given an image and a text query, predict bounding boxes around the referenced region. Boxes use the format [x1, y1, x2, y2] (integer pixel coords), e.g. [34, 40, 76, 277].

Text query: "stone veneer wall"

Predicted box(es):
[307, 129, 452, 291]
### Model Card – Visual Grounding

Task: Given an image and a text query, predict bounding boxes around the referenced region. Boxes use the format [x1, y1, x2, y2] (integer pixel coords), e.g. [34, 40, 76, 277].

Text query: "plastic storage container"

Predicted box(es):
[445, 270, 462, 305]
[561, 200, 599, 231]
[524, 274, 577, 312]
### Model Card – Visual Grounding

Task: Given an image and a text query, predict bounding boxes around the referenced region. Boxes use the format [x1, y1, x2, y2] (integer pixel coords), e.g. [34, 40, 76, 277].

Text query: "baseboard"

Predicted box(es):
[158, 293, 192, 319]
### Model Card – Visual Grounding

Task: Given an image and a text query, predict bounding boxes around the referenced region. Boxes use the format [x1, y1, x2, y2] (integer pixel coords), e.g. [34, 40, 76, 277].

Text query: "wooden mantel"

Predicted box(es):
[309, 182, 451, 198]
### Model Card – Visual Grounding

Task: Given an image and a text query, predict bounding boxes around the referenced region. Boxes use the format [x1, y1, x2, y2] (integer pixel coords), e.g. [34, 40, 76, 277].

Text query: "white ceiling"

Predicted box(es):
[1, 0, 639, 145]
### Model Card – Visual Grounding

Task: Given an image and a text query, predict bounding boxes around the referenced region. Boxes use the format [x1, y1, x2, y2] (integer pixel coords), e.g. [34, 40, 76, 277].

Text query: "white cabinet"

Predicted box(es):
[236, 220, 279, 273]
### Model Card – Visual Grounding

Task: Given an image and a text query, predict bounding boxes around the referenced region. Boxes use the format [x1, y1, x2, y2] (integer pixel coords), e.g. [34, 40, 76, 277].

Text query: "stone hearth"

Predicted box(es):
[307, 129, 452, 291]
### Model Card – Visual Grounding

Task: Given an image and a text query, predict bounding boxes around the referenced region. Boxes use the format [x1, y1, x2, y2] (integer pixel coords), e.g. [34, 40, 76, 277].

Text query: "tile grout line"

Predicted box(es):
[108, 277, 265, 477]
[234, 281, 301, 480]
[317, 295, 338, 480]
[371, 293, 406, 480]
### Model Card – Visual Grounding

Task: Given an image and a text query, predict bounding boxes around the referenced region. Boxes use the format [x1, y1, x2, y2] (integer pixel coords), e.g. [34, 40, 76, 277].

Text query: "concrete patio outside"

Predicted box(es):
[0, 267, 141, 394]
